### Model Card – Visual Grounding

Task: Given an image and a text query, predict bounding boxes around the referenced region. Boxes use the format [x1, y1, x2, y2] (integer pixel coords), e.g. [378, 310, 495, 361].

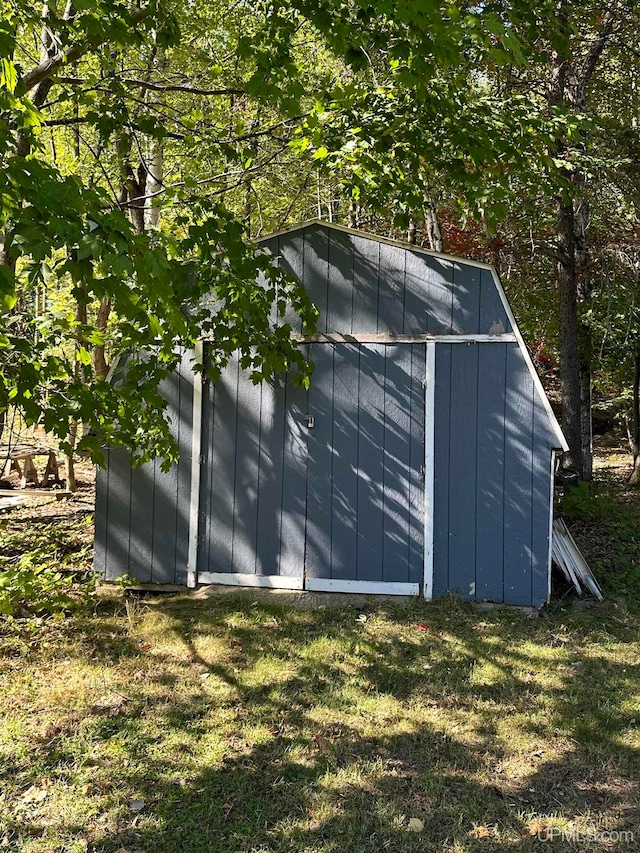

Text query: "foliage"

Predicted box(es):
[1, 0, 319, 467]
[0, 510, 96, 616]
[556, 476, 640, 609]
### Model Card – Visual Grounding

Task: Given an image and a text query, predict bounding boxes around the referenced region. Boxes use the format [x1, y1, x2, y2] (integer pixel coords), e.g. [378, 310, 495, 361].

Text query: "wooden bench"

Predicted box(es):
[1, 446, 62, 489]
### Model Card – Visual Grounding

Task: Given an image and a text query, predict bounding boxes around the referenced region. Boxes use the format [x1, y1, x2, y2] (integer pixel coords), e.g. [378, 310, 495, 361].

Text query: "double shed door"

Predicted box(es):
[196, 343, 425, 593]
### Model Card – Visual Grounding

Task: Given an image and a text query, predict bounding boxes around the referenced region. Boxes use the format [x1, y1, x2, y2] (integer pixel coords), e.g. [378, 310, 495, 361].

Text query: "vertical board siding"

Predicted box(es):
[305, 342, 424, 583]
[381, 344, 413, 582]
[355, 344, 386, 582]
[432, 344, 452, 597]
[479, 268, 511, 334]
[304, 225, 330, 333]
[452, 263, 481, 334]
[404, 252, 456, 335]
[503, 343, 534, 604]
[352, 235, 380, 332]
[151, 367, 180, 583]
[330, 345, 359, 579]
[231, 371, 262, 574]
[104, 447, 133, 580]
[408, 345, 426, 584]
[327, 229, 354, 334]
[255, 375, 286, 576]
[433, 341, 551, 606]
[377, 244, 405, 334]
[279, 361, 309, 578]
[475, 344, 507, 601]
[197, 353, 215, 577]
[305, 344, 335, 579]
[128, 462, 155, 583]
[101, 352, 194, 584]
[93, 450, 108, 577]
[447, 344, 479, 599]
[275, 233, 304, 333]
[532, 400, 554, 606]
[205, 356, 239, 574]
[199, 350, 308, 582]
[175, 350, 194, 585]
[423, 256, 455, 335]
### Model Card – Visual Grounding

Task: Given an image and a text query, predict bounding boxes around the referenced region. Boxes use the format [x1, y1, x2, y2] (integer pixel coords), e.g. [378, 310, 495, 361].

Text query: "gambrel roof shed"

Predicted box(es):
[95, 221, 567, 608]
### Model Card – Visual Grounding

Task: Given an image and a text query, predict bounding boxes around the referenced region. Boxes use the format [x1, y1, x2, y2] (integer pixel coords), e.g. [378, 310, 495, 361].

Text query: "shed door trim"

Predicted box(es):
[186, 340, 203, 589]
[423, 341, 436, 600]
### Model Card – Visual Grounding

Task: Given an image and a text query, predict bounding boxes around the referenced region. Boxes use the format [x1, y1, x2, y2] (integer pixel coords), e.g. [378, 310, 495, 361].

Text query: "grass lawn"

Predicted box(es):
[1, 593, 639, 852]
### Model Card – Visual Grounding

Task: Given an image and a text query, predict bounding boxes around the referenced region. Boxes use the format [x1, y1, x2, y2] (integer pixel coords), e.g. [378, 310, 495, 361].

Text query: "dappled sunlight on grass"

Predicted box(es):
[1, 595, 639, 851]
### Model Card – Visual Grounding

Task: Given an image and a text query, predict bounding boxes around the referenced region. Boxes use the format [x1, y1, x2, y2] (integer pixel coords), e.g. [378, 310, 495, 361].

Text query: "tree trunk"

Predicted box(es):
[66, 418, 78, 492]
[575, 194, 593, 481]
[144, 143, 163, 228]
[93, 297, 112, 379]
[628, 348, 640, 485]
[557, 198, 583, 476]
[424, 203, 443, 252]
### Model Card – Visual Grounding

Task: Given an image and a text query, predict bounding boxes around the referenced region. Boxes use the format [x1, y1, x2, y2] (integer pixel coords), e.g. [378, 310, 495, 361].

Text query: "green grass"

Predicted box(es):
[1, 594, 639, 852]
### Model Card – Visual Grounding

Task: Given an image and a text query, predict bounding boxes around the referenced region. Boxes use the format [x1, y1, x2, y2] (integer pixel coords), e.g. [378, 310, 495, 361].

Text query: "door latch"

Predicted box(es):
[305, 415, 315, 429]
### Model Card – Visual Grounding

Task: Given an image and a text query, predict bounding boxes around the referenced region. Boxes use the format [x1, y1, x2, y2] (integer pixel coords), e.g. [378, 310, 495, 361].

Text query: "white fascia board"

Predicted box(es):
[197, 572, 304, 590]
[305, 578, 419, 595]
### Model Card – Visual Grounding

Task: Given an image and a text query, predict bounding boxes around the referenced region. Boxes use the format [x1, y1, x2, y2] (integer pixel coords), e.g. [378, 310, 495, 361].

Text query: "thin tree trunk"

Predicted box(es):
[628, 348, 640, 485]
[557, 198, 583, 476]
[424, 203, 443, 252]
[575, 195, 593, 481]
[66, 419, 78, 492]
[548, 6, 616, 480]
[93, 297, 112, 379]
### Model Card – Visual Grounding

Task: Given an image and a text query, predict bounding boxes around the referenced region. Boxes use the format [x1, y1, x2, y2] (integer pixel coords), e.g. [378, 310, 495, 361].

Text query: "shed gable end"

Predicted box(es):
[260, 222, 511, 337]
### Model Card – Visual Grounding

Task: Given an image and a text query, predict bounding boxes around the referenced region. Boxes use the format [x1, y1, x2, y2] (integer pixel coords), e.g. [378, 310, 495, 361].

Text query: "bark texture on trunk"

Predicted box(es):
[424, 203, 443, 253]
[557, 198, 583, 475]
[628, 348, 640, 485]
[548, 8, 618, 480]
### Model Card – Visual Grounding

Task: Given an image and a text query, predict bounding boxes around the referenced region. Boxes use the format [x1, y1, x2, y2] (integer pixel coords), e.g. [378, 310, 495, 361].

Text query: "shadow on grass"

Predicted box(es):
[5, 596, 640, 852]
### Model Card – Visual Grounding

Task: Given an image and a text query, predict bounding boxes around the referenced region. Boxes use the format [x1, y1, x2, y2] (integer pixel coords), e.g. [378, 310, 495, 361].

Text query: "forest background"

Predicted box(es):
[2, 0, 640, 487]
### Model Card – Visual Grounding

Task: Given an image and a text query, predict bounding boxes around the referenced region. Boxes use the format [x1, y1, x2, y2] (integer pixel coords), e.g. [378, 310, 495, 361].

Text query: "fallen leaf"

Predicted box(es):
[82, 784, 93, 797]
[408, 817, 424, 832]
[468, 825, 491, 839]
[314, 734, 331, 750]
[528, 821, 547, 836]
[43, 725, 62, 739]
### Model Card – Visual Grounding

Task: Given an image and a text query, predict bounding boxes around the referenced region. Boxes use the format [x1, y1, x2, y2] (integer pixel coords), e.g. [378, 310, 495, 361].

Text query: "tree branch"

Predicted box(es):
[18, 6, 150, 94]
[577, 0, 622, 85]
[123, 79, 245, 96]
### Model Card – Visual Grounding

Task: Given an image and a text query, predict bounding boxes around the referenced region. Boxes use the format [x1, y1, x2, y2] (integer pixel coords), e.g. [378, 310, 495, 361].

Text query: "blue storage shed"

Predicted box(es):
[95, 221, 567, 607]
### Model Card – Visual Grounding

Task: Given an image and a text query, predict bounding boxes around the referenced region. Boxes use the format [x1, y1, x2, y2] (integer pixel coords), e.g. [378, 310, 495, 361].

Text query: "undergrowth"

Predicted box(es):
[0, 511, 96, 617]
[556, 479, 640, 609]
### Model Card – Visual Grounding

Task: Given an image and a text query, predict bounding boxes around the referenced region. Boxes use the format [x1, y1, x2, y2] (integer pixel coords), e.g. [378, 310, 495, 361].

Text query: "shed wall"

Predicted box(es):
[94, 350, 193, 583]
[432, 341, 552, 607]
[264, 224, 511, 337]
